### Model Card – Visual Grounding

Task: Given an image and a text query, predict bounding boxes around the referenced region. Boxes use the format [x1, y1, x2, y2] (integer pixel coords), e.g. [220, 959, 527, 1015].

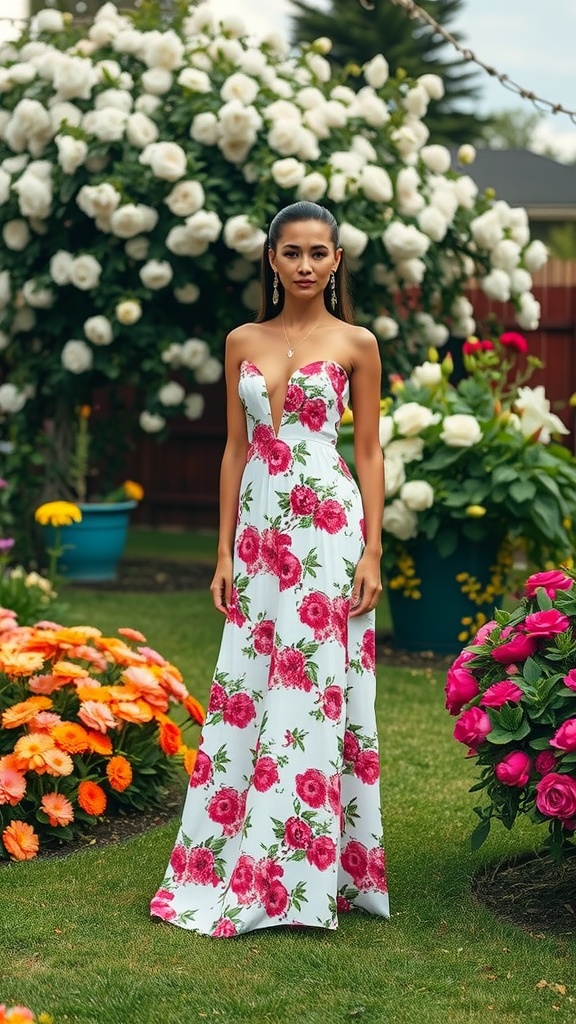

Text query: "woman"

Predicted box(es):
[151, 201, 389, 936]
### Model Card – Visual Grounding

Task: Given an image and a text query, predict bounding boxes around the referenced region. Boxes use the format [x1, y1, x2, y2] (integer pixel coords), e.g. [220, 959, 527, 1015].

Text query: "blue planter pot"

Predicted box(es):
[386, 532, 501, 655]
[42, 500, 136, 582]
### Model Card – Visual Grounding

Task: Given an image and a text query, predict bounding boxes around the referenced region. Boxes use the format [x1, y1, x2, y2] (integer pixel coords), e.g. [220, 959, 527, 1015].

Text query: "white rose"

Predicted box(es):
[163, 180, 204, 218]
[49, 250, 74, 286]
[112, 28, 144, 56]
[61, 339, 93, 374]
[393, 402, 441, 436]
[302, 107, 330, 140]
[181, 338, 210, 369]
[420, 144, 451, 174]
[84, 315, 113, 346]
[223, 214, 265, 256]
[3, 219, 30, 251]
[400, 480, 434, 511]
[327, 172, 348, 204]
[55, 134, 88, 174]
[142, 29, 185, 71]
[226, 258, 253, 283]
[471, 209, 504, 250]
[306, 52, 331, 82]
[7, 63, 36, 87]
[373, 316, 399, 341]
[190, 111, 220, 145]
[523, 240, 548, 273]
[440, 413, 483, 447]
[363, 54, 389, 89]
[267, 121, 304, 157]
[296, 172, 327, 202]
[184, 393, 205, 421]
[141, 68, 173, 95]
[178, 67, 211, 93]
[457, 144, 476, 165]
[417, 206, 448, 242]
[220, 72, 258, 105]
[69, 255, 102, 291]
[139, 410, 166, 433]
[195, 357, 223, 384]
[384, 453, 406, 497]
[36, 8, 65, 31]
[161, 343, 183, 368]
[49, 103, 83, 134]
[359, 164, 392, 203]
[339, 222, 368, 258]
[410, 362, 442, 389]
[454, 175, 478, 209]
[186, 208, 222, 244]
[139, 259, 173, 290]
[514, 385, 569, 440]
[126, 112, 159, 148]
[482, 269, 511, 303]
[271, 157, 306, 189]
[53, 56, 96, 101]
[383, 222, 430, 262]
[382, 499, 418, 541]
[174, 283, 200, 304]
[386, 438, 425, 463]
[13, 174, 52, 219]
[124, 236, 149, 260]
[0, 169, 10, 206]
[158, 381, 185, 406]
[94, 88, 133, 113]
[396, 258, 426, 284]
[516, 292, 541, 331]
[491, 239, 521, 273]
[510, 268, 532, 294]
[295, 86, 324, 110]
[379, 415, 394, 448]
[22, 279, 54, 308]
[403, 85, 429, 118]
[296, 128, 320, 162]
[135, 94, 161, 116]
[110, 204, 148, 239]
[140, 141, 186, 181]
[356, 86, 389, 127]
[166, 226, 203, 257]
[418, 74, 445, 100]
[116, 300, 142, 325]
[0, 382, 27, 413]
[77, 182, 121, 219]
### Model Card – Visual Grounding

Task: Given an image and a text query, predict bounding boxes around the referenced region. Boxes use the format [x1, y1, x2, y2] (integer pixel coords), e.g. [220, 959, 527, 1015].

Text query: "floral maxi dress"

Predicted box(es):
[151, 359, 389, 936]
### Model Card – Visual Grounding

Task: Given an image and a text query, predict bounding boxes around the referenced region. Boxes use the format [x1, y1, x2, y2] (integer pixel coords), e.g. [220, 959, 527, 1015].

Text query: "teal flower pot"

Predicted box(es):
[386, 532, 502, 654]
[42, 500, 136, 582]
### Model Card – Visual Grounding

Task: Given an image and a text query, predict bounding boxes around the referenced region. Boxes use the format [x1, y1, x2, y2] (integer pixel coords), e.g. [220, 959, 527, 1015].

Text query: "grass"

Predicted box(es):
[1, 565, 574, 1023]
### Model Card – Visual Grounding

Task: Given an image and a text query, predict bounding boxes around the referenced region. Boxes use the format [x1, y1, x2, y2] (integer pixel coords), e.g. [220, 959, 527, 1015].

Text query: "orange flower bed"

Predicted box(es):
[0, 613, 204, 860]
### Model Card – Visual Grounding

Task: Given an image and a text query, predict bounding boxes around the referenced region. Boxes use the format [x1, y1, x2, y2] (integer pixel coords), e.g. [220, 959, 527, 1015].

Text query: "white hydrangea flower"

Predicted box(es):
[481, 269, 511, 303]
[61, 338, 93, 373]
[383, 222, 430, 262]
[523, 240, 548, 273]
[417, 206, 448, 242]
[471, 209, 504, 250]
[516, 292, 541, 331]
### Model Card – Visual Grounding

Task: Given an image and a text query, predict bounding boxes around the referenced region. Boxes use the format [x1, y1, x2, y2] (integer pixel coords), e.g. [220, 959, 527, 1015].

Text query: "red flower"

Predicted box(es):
[495, 750, 531, 787]
[277, 549, 302, 591]
[230, 854, 256, 903]
[491, 631, 538, 664]
[267, 439, 293, 475]
[341, 839, 368, 886]
[222, 692, 256, 728]
[169, 843, 188, 882]
[252, 423, 275, 456]
[208, 682, 227, 713]
[284, 816, 313, 850]
[453, 706, 491, 749]
[535, 750, 557, 775]
[337, 895, 352, 912]
[186, 846, 220, 887]
[295, 767, 328, 808]
[284, 383, 305, 412]
[524, 570, 573, 600]
[480, 680, 523, 709]
[327, 773, 340, 815]
[462, 338, 483, 355]
[499, 331, 528, 354]
[524, 609, 571, 637]
[237, 526, 261, 569]
[550, 718, 576, 752]
[367, 847, 388, 892]
[212, 917, 237, 937]
[360, 629, 376, 672]
[290, 484, 319, 517]
[271, 646, 313, 691]
[299, 397, 327, 432]
[252, 619, 275, 656]
[354, 749, 380, 785]
[298, 591, 332, 636]
[253, 755, 279, 792]
[226, 587, 246, 628]
[306, 835, 336, 871]
[254, 856, 284, 898]
[190, 749, 213, 788]
[343, 730, 360, 763]
[262, 880, 289, 917]
[207, 786, 242, 827]
[322, 685, 344, 721]
[313, 498, 347, 534]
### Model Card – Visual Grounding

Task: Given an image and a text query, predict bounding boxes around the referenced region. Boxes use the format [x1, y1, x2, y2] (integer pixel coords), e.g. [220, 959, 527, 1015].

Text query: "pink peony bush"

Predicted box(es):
[446, 568, 576, 857]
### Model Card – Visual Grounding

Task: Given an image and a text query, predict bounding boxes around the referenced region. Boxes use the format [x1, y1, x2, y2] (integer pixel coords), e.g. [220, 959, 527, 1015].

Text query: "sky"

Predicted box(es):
[1, 0, 575, 159]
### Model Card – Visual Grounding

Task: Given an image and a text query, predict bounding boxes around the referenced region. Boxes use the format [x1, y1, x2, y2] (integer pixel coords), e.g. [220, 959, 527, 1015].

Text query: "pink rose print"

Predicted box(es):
[253, 755, 280, 792]
[367, 847, 388, 892]
[313, 498, 347, 534]
[222, 692, 257, 728]
[322, 686, 344, 721]
[237, 526, 261, 571]
[290, 484, 320, 517]
[187, 846, 220, 887]
[230, 854, 256, 904]
[190, 749, 213, 788]
[360, 630, 376, 672]
[298, 591, 332, 638]
[306, 835, 336, 871]
[326, 362, 346, 410]
[284, 816, 313, 850]
[207, 786, 244, 835]
[251, 423, 275, 457]
[480, 680, 523, 708]
[226, 587, 246, 627]
[284, 383, 305, 412]
[331, 597, 349, 648]
[260, 527, 292, 576]
[278, 548, 302, 591]
[343, 730, 360, 764]
[295, 767, 328, 808]
[267, 439, 293, 475]
[253, 857, 286, 915]
[327, 773, 340, 815]
[150, 889, 176, 921]
[299, 398, 327, 432]
[169, 843, 188, 882]
[354, 750, 380, 785]
[337, 453, 353, 480]
[262, 880, 290, 917]
[535, 750, 557, 775]
[341, 839, 369, 887]
[252, 619, 275, 656]
[270, 646, 314, 692]
[208, 683, 227, 713]
[212, 917, 237, 937]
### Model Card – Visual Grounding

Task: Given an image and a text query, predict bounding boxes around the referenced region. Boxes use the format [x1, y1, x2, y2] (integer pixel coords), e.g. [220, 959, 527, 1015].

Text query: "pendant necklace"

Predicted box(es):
[282, 312, 321, 359]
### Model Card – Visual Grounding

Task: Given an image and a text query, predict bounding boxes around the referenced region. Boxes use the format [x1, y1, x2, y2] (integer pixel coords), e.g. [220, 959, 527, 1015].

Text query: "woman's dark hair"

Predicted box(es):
[256, 201, 353, 323]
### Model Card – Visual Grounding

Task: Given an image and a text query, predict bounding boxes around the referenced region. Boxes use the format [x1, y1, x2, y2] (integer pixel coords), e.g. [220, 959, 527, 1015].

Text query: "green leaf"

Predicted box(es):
[509, 479, 537, 503]
[486, 721, 531, 744]
[470, 818, 491, 851]
[436, 529, 458, 558]
[523, 656, 543, 684]
[536, 589, 554, 612]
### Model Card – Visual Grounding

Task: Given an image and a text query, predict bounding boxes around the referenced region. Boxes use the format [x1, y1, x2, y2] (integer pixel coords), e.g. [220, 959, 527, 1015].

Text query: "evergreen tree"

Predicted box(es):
[291, 0, 486, 145]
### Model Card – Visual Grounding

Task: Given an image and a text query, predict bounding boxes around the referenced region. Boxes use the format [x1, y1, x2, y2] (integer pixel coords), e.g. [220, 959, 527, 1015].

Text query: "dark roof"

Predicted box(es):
[450, 148, 576, 218]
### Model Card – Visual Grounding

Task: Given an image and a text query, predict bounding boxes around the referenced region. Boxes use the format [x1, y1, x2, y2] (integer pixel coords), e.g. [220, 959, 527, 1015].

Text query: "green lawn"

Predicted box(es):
[0, 569, 573, 1024]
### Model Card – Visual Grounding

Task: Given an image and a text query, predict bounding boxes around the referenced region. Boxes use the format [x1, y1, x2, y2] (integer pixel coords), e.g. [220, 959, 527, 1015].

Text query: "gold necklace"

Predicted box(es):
[282, 313, 321, 359]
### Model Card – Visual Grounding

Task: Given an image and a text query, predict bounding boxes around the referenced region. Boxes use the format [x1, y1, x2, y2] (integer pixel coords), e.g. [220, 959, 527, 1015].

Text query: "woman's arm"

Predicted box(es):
[210, 330, 249, 614]
[348, 331, 385, 618]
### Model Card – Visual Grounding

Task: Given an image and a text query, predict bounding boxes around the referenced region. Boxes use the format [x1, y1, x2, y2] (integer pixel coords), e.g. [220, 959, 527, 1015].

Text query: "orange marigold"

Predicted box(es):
[184, 695, 205, 725]
[106, 755, 133, 793]
[118, 627, 147, 642]
[52, 660, 90, 679]
[77, 780, 107, 817]
[0, 649, 45, 676]
[51, 722, 90, 754]
[183, 747, 198, 776]
[158, 720, 182, 756]
[85, 731, 113, 755]
[13, 733, 55, 773]
[2, 820, 39, 860]
[40, 792, 74, 827]
[1, 696, 53, 729]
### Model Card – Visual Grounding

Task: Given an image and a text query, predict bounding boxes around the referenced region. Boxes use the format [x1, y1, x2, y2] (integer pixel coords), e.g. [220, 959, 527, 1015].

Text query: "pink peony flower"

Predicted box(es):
[237, 526, 261, 569]
[360, 629, 376, 672]
[230, 854, 256, 903]
[284, 383, 305, 412]
[524, 609, 570, 637]
[550, 718, 576, 752]
[491, 632, 538, 664]
[327, 773, 340, 815]
[298, 591, 332, 636]
[295, 767, 328, 808]
[343, 729, 360, 763]
[253, 755, 279, 792]
[190, 749, 213, 788]
[322, 685, 344, 721]
[251, 423, 275, 456]
[535, 771, 576, 824]
[207, 787, 243, 829]
[270, 646, 313, 691]
[150, 889, 176, 921]
[306, 835, 336, 871]
[262, 879, 289, 917]
[480, 680, 524, 708]
[445, 663, 480, 716]
[453, 706, 492, 748]
[299, 397, 327, 432]
[252, 619, 275, 656]
[212, 917, 237, 937]
[222, 692, 256, 728]
[524, 569, 573, 600]
[267, 439, 293, 475]
[313, 498, 347, 534]
[277, 549, 302, 591]
[208, 682, 227, 712]
[494, 750, 532, 787]
[226, 587, 246, 628]
[186, 846, 220, 886]
[284, 816, 313, 850]
[341, 839, 368, 887]
[535, 750, 557, 775]
[169, 843, 188, 882]
[367, 846, 388, 892]
[289, 484, 319, 516]
[354, 749, 380, 785]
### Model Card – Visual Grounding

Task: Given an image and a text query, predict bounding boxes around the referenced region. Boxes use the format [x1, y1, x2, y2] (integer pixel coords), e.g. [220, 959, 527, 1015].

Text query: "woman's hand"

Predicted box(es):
[350, 550, 383, 618]
[210, 554, 233, 615]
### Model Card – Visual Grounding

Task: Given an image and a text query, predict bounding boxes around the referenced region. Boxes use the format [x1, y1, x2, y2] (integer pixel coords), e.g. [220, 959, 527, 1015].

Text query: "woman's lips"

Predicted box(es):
[295, 280, 314, 288]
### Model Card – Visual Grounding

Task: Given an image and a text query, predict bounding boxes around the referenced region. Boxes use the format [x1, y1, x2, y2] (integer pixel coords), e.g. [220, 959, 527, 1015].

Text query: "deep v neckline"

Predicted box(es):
[240, 359, 348, 438]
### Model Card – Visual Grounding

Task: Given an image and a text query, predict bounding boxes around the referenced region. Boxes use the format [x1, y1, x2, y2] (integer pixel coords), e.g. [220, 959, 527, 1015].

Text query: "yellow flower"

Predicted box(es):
[465, 504, 487, 518]
[123, 480, 144, 501]
[340, 406, 353, 425]
[35, 501, 82, 527]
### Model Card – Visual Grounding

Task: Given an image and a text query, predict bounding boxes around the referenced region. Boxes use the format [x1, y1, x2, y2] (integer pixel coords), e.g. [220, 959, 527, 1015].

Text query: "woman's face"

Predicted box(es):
[270, 219, 341, 304]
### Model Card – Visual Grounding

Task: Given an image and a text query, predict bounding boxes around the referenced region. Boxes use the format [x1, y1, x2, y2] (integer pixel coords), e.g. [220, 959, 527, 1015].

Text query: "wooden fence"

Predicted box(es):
[133, 260, 576, 531]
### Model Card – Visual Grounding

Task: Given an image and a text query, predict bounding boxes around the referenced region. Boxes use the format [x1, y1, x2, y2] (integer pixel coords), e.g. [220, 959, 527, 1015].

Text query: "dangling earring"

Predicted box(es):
[272, 271, 279, 306]
[330, 271, 337, 311]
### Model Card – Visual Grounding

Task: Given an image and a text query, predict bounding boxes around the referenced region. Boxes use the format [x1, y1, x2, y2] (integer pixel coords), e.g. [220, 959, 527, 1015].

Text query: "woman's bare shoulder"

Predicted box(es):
[346, 325, 380, 368]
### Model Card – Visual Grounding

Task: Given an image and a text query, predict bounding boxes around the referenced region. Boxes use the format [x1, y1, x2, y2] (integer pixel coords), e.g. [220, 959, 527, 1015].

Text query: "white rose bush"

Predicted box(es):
[0, 1, 545, 534]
